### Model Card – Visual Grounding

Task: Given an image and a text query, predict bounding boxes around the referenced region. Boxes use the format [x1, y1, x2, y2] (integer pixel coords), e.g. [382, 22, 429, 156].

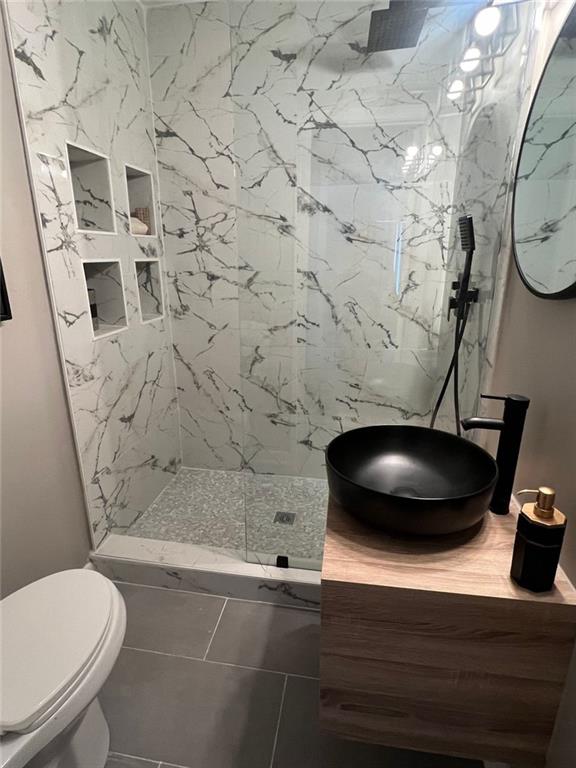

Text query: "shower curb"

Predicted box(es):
[90, 553, 321, 610]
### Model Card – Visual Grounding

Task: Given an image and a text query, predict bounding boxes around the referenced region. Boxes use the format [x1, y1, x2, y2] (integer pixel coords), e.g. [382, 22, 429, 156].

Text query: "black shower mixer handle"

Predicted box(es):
[448, 276, 479, 321]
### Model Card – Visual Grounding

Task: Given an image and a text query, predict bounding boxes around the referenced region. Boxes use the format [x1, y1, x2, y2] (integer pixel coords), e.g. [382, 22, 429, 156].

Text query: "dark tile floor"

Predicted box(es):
[101, 582, 483, 768]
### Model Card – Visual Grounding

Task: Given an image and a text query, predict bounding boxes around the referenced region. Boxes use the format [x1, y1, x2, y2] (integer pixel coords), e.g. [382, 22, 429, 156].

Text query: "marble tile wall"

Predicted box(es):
[136, 261, 163, 319]
[149, 0, 480, 479]
[6, 0, 181, 545]
[6, 0, 543, 551]
[438, 1, 539, 423]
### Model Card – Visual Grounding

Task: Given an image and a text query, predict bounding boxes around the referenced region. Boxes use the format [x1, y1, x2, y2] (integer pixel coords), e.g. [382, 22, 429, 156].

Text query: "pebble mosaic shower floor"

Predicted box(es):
[126, 468, 328, 565]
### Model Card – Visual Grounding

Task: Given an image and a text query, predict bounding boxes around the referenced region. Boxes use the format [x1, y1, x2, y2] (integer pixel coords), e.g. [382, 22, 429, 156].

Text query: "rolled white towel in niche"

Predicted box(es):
[130, 216, 149, 235]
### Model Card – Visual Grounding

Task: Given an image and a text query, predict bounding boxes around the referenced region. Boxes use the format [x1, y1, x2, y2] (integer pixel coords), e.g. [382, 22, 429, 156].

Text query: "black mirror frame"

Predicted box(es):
[511, 6, 576, 301]
[0, 258, 13, 322]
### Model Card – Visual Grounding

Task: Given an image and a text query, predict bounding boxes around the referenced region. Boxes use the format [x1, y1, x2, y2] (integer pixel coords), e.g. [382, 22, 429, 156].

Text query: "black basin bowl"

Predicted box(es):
[326, 425, 498, 536]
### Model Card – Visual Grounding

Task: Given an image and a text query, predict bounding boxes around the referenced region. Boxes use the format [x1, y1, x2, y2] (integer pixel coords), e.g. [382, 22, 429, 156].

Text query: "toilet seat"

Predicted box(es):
[1, 570, 115, 735]
[0, 570, 126, 768]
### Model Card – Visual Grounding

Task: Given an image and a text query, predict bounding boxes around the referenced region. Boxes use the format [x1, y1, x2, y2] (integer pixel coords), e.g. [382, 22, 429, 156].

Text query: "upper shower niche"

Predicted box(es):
[66, 143, 115, 233]
[125, 165, 156, 237]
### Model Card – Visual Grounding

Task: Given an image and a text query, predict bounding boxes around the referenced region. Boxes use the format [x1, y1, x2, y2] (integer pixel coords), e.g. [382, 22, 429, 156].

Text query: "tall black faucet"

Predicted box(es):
[461, 394, 530, 515]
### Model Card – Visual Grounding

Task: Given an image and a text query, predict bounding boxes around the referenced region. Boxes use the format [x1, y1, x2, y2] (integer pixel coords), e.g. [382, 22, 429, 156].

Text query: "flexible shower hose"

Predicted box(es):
[429, 301, 471, 435]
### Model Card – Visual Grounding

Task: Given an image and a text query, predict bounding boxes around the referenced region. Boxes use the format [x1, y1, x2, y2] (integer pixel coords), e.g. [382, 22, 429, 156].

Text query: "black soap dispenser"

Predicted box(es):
[510, 487, 566, 593]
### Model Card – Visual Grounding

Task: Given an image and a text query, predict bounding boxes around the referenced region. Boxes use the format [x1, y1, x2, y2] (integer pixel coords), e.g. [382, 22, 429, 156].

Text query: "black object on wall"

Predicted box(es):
[0, 258, 13, 321]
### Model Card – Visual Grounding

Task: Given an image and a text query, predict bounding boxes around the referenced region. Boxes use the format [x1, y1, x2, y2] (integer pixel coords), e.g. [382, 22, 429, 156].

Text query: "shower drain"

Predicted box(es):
[274, 511, 296, 525]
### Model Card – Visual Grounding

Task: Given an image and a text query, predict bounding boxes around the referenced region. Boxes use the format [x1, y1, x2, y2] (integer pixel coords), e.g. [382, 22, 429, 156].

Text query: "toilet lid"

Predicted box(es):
[0, 569, 115, 734]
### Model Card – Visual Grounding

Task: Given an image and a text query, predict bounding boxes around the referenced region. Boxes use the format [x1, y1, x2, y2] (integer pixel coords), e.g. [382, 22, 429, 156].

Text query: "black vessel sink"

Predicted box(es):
[326, 425, 498, 536]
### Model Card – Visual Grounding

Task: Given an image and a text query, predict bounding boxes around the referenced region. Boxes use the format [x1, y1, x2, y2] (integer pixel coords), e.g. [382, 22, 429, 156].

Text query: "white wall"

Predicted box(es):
[0, 14, 91, 597]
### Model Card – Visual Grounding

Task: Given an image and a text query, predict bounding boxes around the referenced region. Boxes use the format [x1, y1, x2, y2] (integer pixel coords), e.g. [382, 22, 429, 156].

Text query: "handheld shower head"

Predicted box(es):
[458, 215, 475, 253]
[431, 212, 480, 435]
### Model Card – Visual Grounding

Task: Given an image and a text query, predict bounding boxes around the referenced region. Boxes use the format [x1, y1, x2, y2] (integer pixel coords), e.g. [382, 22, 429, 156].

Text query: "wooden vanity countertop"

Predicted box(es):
[322, 497, 576, 605]
[320, 498, 576, 766]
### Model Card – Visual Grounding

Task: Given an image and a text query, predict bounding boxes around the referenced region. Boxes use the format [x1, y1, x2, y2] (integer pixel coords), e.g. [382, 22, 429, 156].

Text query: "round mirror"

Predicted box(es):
[512, 6, 576, 299]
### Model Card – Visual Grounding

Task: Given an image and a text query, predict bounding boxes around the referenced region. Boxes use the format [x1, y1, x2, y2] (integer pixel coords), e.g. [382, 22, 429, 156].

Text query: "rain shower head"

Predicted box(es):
[366, 1, 487, 53]
[366, 5, 428, 52]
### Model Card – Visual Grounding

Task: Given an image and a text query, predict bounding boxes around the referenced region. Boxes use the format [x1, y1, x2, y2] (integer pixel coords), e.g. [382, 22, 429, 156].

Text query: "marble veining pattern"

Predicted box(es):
[136, 260, 164, 319]
[6, 0, 181, 544]
[148, 1, 478, 479]
[6, 0, 543, 561]
[440, 1, 538, 423]
[92, 547, 321, 608]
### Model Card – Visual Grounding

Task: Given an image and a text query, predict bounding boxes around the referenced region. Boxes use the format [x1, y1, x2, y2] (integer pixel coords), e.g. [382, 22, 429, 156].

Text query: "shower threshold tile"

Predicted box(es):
[99, 533, 245, 568]
[95, 534, 321, 590]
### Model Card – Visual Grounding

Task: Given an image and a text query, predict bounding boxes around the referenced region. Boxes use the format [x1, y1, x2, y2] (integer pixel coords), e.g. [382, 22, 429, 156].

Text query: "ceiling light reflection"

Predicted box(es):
[460, 46, 481, 73]
[447, 79, 464, 101]
[474, 6, 501, 37]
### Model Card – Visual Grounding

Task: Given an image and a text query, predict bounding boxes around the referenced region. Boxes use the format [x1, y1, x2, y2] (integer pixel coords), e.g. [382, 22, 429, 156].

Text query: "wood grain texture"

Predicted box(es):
[320, 500, 576, 766]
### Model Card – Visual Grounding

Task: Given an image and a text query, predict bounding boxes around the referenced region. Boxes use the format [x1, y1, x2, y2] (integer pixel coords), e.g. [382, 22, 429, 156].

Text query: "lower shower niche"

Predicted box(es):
[82, 260, 127, 338]
[135, 259, 163, 322]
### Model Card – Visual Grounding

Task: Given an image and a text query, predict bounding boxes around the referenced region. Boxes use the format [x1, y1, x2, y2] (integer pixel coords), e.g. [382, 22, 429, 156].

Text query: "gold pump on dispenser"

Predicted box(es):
[517, 486, 566, 524]
[510, 486, 567, 592]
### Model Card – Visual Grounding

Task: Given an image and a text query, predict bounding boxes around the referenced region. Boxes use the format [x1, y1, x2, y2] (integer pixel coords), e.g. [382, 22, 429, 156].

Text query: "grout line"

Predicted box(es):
[113, 579, 320, 612]
[268, 675, 288, 768]
[203, 598, 228, 660]
[123, 644, 204, 663]
[140, 4, 185, 477]
[122, 644, 320, 681]
[159, 762, 195, 768]
[109, 751, 160, 767]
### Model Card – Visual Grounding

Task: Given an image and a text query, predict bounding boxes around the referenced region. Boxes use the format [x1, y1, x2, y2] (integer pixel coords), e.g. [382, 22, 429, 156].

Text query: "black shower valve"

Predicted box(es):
[448, 276, 479, 320]
[448, 275, 461, 319]
[467, 287, 479, 304]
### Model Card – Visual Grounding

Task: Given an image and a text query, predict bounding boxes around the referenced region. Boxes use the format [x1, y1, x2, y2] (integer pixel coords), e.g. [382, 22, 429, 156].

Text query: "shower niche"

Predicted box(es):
[82, 260, 128, 338]
[135, 259, 163, 322]
[125, 165, 156, 236]
[66, 143, 115, 233]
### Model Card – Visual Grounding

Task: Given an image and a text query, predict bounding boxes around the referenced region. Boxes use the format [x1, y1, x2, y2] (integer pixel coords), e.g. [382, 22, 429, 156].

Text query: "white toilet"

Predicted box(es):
[0, 569, 126, 768]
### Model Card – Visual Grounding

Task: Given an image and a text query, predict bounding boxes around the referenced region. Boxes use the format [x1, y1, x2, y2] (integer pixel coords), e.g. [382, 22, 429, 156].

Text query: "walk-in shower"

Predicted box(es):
[4, 0, 540, 576]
